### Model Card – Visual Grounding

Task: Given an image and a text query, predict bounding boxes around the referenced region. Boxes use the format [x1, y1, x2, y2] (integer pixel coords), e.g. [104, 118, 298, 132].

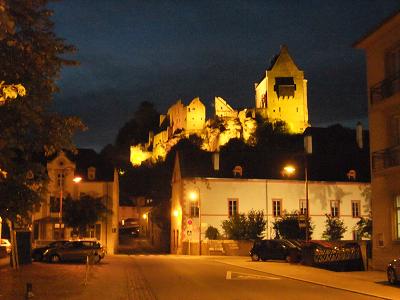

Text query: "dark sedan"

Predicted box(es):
[250, 239, 301, 262]
[43, 240, 105, 263]
[32, 240, 69, 261]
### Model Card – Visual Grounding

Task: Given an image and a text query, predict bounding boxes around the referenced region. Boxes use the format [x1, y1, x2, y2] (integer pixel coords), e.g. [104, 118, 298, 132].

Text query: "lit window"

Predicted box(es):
[299, 199, 307, 215]
[395, 195, 400, 239]
[352, 201, 360, 218]
[190, 200, 199, 217]
[228, 199, 238, 217]
[273, 199, 281, 217]
[330, 200, 340, 217]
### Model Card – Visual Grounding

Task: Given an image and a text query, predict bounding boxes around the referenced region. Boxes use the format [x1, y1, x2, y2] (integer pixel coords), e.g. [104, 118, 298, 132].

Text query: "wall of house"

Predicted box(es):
[186, 97, 206, 133]
[172, 177, 370, 254]
[32, 152, 119, 254]
[356, 12, 400, 270]
[255, 46, 309, 133]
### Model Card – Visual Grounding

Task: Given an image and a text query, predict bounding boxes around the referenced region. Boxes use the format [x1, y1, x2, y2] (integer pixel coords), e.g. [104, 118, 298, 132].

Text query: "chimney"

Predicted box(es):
[212, 152, 219, 171]
[356, 122, 363, 149]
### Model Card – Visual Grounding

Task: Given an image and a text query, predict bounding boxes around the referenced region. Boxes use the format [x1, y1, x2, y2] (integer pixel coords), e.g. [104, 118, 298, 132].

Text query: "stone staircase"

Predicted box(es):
[222, 240, 240, 256]
[208, 240, 225, 256]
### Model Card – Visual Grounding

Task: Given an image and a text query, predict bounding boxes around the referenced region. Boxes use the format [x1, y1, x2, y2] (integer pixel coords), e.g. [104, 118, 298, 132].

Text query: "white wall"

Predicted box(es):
[177, 178, 370, 247]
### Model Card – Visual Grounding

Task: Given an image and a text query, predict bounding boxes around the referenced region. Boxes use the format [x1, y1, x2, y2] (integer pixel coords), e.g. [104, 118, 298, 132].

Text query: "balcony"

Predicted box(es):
[370, 71, 400, 105]
[372, 145, 400, 173]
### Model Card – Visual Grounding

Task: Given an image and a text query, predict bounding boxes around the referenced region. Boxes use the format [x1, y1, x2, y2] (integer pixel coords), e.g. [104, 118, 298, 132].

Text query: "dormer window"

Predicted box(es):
[347, 170, 357, 181]
[233, 166, 243, 177]
[88, 167, 96, 181]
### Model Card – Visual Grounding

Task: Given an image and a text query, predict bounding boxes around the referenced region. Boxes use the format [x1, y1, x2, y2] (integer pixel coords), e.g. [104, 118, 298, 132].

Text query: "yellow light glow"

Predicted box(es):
[189, 191, 198, 201]
[173, 210, 179, 217]
[283, 165, 295, 175]
[73, 176, 82, 183]
[130, 145, 152, 166]
[142, 213, 147, 220]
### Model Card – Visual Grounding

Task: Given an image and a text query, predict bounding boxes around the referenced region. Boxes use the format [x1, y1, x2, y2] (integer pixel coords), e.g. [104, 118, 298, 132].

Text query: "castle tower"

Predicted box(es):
[255, 45, 309, 133]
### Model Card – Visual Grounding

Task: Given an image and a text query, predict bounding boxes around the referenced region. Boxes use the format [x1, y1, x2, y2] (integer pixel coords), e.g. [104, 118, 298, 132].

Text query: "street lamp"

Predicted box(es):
[189, 188, 201, 255]
[142, 213, 148, 237]
[58, 169, 82, 240]
[282, 163, 310, 241]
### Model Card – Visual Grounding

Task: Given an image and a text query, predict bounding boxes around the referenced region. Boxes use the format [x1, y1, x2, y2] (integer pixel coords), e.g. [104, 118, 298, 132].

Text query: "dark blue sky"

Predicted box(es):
[50, 1, 399, 151]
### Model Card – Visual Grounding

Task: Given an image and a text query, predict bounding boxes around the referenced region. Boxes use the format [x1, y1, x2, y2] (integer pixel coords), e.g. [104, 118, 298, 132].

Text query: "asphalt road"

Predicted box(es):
[0, 255, 383, 299]
[126, 255, 378, 300]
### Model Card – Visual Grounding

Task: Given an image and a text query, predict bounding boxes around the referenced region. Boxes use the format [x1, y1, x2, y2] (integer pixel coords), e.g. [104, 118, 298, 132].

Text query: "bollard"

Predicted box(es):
[25, 282, 34, 299]
[84, 255, 89, 286]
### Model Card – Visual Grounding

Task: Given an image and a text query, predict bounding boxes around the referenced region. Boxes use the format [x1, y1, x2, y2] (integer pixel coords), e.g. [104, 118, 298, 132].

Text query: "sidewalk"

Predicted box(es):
[213, 256, 400, 300]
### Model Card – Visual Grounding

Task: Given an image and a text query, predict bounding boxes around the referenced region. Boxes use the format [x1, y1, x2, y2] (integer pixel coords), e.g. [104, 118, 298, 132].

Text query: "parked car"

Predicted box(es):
[250, 239, 301, 262]
[43, 240, 105, 263]
[1, 239, 11, 254]
[387, 258, 400, 285]
[32, 240, 69, 261]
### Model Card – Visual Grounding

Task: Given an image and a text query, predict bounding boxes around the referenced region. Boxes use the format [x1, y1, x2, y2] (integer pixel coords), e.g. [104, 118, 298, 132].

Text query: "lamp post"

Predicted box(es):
[189, 188, 201, 255]
[58, 170, 81, 240]
[304, 133, 312, 241]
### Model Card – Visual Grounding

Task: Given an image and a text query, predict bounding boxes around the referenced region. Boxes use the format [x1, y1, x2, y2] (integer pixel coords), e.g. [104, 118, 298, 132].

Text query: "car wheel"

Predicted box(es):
[285, 255, 292, 263]
[50, 254, 60, 263]
[93, 254, 101, 264]
[251, 253, 260, 261]
[388, 267, 397, 285]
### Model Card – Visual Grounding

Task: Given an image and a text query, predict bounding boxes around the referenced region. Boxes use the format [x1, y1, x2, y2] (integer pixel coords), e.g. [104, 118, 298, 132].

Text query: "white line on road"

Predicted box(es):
[226, 271, 281, 281]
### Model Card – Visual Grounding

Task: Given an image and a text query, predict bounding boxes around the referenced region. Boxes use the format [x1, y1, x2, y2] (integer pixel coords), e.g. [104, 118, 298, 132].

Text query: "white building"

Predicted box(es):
[170, 146, 371, 255]
[32, 150, 119, 254]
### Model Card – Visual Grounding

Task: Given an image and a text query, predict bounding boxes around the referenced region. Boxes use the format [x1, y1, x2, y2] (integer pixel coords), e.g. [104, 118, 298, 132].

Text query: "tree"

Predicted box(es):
[222, 213, 247, 240]
[221, 210, 266, 240]
[205, 226, 220, 240]
[273, 211, 313, 240]
[355, 216, 372, 240]
[247, 210, 266, 239]
[0, 0, 84, 223]
[62, 195, 110, 237]
[322, 215, 347, 241]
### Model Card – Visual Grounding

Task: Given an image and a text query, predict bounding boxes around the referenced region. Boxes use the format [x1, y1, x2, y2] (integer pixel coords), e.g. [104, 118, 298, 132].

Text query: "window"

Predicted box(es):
[228, 199, 238, 217]
[57, 173, 65, 188]
[272, 199, 281, 217]
[395, 195, 400, 239]
[299, 199, 307, 215]
[190, 200, 199, 217]
[351, 201, 360, 218]
[330, 200, 340, 217]
[391, 115, 400, 145]
[50, 196, 60, 213]
[385, 44, 400, 78]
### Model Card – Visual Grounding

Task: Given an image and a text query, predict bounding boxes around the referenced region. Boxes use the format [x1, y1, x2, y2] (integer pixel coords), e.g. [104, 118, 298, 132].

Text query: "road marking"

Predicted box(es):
[226, 271, 281, 281]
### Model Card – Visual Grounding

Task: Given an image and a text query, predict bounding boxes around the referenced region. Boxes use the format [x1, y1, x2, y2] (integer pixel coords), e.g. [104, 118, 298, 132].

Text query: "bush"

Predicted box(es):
[273, 211, 313, 240]
[205, 226, 220, 240]
[355, 216, 372, 239]
[221, 210, 266, 240]
[322, 214, 347, 241]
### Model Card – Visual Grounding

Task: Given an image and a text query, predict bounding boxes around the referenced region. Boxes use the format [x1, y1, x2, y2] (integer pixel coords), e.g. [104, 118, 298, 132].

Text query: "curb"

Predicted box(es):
[216, 259, 392, 300]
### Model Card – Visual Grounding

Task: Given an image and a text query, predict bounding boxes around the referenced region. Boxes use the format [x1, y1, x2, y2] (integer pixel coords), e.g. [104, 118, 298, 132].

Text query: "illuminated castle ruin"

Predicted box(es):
[130, 45, 310, 166]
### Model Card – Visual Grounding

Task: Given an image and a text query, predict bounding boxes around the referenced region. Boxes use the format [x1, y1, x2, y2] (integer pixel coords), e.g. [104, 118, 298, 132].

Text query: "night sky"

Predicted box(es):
[50, 1, 399, 151]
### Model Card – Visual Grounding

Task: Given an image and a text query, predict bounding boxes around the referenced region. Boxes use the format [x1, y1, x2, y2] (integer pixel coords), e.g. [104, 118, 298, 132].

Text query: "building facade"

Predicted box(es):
[355, 11, 400, 270]
[170, 153, 370, 255]
[130, 45, 310, 166]
[31, 150, 119, 254]
[255, 45, 309, 133]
